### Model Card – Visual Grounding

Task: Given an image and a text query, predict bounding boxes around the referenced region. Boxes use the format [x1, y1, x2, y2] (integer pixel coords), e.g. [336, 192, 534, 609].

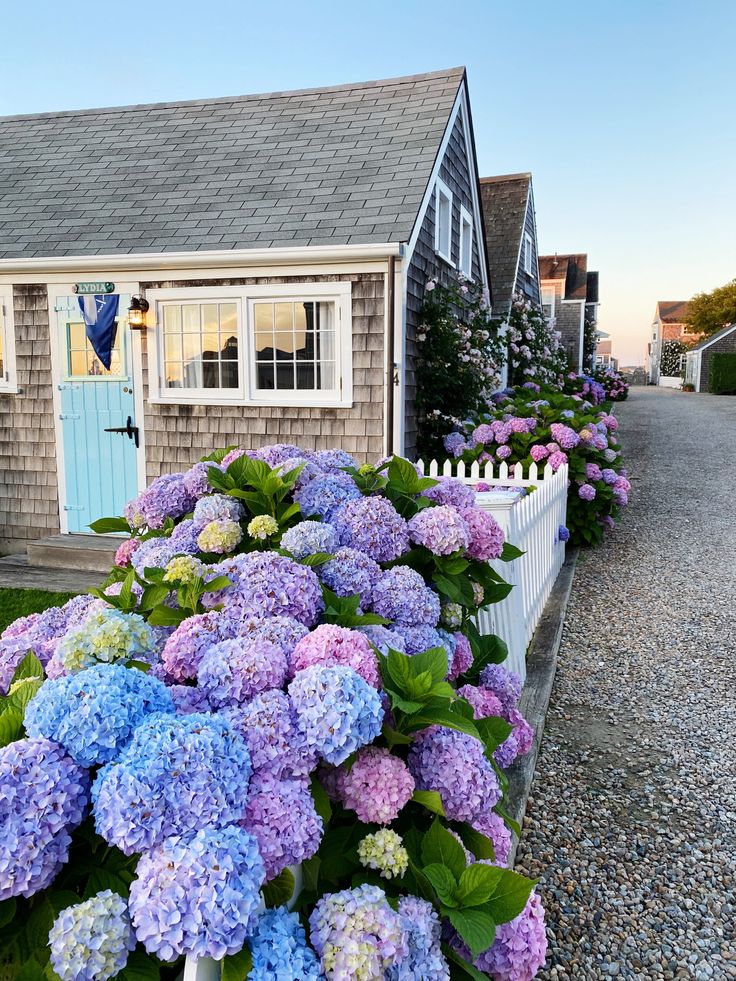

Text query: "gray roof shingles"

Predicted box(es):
[0, 68, 464, 260]
[479, 173, 530, 314]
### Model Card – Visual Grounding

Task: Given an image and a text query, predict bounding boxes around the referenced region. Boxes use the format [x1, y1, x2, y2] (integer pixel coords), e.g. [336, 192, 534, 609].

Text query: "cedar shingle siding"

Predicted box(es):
[0, 286, 60, 548]
[700, 330, 736, 392]
[404, 110, 481, 460]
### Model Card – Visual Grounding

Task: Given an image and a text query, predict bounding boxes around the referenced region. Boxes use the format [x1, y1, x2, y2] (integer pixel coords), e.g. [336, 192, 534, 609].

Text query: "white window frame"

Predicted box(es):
[541, 287, 556, 319]
[434, 178, 454, 265]
[0, 287, 18, 394]
[147, 282, 353, 408]
[458, 205, 473, 278]
[523, 232, 534, 275]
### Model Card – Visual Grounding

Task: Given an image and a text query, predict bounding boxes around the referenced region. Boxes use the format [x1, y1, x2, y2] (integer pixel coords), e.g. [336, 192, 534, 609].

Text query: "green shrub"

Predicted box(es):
[709, 352, 736, 394]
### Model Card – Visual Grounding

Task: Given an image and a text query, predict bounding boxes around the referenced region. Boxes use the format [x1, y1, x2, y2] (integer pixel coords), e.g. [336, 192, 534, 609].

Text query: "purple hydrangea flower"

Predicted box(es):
[396, 625, 445, 655]
[203, 553, 324, 626]
[448, 633, 474, 681]
[124, 473, 195, 530]
[408, 725, 501, 822]
[92, 713, 252, 854]
[309, 884, 408, 980]
[253, 443, 306, 467]
[169, 684, 211, 715]
[407, 505, 470, 556]
[197, 637, 288, 708]
[280, 520, 339, 559]
[479, 663, 522, 714]
[360, 623, 406, 655]
[548, 451, 568, 471]
[474, 891, 547, 980]
[161, 611, 237, 682]
[295, 472, 362, 520]
[183, 461, 222, 499]
[496, 444, 512, 460]
[247, 907, 323, 980]
[129, 826, 265, 962]
[585, 462, 603, 481]
[333, 497, 410, 563]
[601, 468, 618, 485]
[578, 483, 596, 501]
[131, 539, 178, 576]
[168, 518, 201, 553]
[222, 688, 316, 779]
[457, 683, 504, 719]
[312, 448, 358, 471]
[25, 664, 174, 767]
[289, 664, 384, 766]
[473, 810, 513, 867]
[421, 477, 476, 510]
[444, 432, 468, 458]
[0, 737, 89, 900]
[371, 566, 440, 627]
[290, 624, 380, 688]
[529, 444, 549, 463]
[192, 493, 243, 528]
[319, 547, 382, 605]
[242, 771, 323, 880]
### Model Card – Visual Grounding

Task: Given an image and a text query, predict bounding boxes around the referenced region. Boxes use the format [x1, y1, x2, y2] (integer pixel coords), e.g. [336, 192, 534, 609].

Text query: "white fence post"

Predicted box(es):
[416, 459, 569, 682]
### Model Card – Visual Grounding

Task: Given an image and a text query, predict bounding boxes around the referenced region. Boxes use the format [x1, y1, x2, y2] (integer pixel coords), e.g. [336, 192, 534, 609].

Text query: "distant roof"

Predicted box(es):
[656, 300, 690, 323]
[0, 68, 465, 259]
[692, 321, 736, 351]
[479, 173, 531, 313]
[539, 253, 589, 300]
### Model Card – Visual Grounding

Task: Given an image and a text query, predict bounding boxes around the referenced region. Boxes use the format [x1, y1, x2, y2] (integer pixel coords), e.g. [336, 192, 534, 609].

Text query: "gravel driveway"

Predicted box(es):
[516, 387, 736, 980]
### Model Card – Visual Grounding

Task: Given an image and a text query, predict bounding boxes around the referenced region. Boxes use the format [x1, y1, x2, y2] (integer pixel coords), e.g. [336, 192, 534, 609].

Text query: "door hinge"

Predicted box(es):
[59, 413, 81, 420]
[63, 505, 84, 511]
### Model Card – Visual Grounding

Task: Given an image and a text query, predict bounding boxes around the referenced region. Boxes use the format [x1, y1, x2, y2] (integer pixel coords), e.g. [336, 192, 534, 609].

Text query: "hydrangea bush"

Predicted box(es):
[593, 366, 629, 401]
[445, 384, 630, 546]
[501, 294, 568, 387]
[0, 444, 548, 980]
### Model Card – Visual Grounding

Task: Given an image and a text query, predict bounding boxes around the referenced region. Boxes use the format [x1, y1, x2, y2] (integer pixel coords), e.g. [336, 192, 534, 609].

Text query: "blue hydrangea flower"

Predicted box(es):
[131, 539, 178, 576]
[280, 520, 339, 559]
[124, 472, 195, 530]
[25, 664, 174, 767]
[333, 497, 410, 563]
[192, 493, 243, 528]
[0, 737, 89, 901]
[247, 907, 323, 980]
[129, 826, 265, 962]
[92, 713, 252, 854]
[198, 637, 288, 708]
[387, 896, 450, 980]
[49, 890, 135, 981]
[312, 448, 358, 471]
[289, 664, 383, 765]
[295, 472, 362, 521]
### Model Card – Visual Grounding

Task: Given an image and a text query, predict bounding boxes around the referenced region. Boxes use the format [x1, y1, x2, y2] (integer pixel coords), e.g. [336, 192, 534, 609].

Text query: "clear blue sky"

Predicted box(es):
[2, 0, 735, 364]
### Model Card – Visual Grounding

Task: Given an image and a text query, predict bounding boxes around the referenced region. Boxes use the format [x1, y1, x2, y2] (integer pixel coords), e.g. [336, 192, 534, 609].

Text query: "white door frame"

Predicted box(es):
[48, 281, 145, 534]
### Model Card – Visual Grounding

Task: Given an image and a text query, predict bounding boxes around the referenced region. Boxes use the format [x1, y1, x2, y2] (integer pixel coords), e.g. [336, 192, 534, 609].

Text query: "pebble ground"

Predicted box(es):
[516, 387, 736, 980]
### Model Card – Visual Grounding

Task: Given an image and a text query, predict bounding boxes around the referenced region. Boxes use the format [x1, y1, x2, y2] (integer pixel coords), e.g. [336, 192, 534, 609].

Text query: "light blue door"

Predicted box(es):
[56, 294, 139, 533]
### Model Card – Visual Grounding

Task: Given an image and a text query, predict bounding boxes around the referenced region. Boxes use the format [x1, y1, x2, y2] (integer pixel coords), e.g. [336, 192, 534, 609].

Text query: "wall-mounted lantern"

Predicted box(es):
[127, 296, 150, 330]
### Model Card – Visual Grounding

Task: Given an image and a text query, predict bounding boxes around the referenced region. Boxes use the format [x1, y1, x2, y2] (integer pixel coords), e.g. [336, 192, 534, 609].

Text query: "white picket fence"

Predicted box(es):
[416, 459, 569, 682]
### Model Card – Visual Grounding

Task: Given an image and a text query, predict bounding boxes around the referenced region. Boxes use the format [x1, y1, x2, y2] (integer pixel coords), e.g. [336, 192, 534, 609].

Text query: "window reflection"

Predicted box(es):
[162, 302, 239, 390]
[66, 321, 123, 378]
[252, 300, 336, 393]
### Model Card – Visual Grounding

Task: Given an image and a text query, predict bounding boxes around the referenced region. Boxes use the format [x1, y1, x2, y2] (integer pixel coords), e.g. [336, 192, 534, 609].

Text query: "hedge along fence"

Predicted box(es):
[709, 352, 736, 394]
[416, 460, 569, 681]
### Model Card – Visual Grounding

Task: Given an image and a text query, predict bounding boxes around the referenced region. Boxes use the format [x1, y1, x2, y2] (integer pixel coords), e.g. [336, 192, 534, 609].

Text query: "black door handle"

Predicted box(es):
[104, 416, 140, 448]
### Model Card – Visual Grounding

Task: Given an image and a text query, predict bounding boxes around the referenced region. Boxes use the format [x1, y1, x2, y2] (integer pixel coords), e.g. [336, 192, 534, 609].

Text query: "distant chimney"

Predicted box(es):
[552, 253, 559, 270]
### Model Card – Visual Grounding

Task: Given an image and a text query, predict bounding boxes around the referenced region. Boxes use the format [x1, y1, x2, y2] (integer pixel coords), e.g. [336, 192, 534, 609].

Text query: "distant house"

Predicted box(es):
[684, 323, 736, 392]
[538, 254, 600, 371]
[595, 331, 618, 371]
[646, 301, 701, 385]
[0, 68, 489, 553]
[479, 173, 541, 315]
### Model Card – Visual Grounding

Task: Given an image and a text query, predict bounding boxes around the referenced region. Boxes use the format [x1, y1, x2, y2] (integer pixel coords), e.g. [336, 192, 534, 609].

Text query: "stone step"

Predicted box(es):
[0, 554, 103, 592]
[26, 534, 118, 573]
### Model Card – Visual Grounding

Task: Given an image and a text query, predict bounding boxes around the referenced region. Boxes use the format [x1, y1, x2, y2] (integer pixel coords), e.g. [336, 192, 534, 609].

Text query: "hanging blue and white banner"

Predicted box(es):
[78, 294, 120, 370]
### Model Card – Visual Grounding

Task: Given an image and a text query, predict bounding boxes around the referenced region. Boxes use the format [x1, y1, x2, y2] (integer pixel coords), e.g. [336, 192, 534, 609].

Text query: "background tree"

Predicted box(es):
[685, 279, 736, 337]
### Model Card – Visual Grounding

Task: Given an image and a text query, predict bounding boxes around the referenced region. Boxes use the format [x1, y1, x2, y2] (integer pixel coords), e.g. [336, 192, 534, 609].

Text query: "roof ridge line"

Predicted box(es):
[0, 67, 466, 124]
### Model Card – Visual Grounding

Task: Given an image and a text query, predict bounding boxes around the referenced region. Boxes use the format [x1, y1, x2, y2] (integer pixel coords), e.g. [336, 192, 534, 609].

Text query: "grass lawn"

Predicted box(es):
[0, 587, 77, 633]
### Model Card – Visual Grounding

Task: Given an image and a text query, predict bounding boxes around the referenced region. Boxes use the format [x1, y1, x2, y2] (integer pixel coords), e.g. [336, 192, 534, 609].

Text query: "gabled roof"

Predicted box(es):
[691, 321, 736, 351]
[478, 173, 531, 313]
[0, 68, 465, 259]
[539, 253, 589, 300]
[655, 300, 690, 324]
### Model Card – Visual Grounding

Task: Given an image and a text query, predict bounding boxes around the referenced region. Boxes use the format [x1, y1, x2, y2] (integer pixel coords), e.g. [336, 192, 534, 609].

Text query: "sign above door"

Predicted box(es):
[73, 282, 115, 295]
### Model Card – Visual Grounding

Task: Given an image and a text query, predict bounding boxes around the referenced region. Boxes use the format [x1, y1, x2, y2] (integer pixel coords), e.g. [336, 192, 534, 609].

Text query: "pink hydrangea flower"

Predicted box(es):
[289, 624, 380, 689]
[459, 508, 505, 561]
[338, 747, 415, 824]
[114, 539, 140, 568]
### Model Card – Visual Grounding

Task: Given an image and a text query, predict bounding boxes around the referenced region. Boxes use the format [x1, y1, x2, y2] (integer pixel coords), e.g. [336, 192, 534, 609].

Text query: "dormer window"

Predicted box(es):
[434, 179, 453, 264]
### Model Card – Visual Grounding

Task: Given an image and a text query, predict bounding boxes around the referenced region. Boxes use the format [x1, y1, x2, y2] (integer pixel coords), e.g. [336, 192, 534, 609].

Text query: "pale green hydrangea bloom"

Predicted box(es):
[49, 889, 135, 981]
[163, 555, 206, 585]
[59, 608, 155, 673]
[248, 514, 279, 540]
[197, 518, 243, 553]
[357, 829, 409, 879]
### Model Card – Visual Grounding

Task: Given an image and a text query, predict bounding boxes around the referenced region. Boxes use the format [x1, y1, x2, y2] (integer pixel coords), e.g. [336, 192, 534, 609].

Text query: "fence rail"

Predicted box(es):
[417, 459, 569, 681]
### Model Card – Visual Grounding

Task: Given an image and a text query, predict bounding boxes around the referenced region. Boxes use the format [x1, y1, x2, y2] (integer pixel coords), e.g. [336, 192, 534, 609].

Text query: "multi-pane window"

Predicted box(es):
[541, 288, 555, 321]
[66, 320, 124, 378]
[459, 207, 473, 278]
[161, 302, 239, 391]
[253, 299, 336, 394]
[149, 284, 351, 406]
[435, 179, 453, 263]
